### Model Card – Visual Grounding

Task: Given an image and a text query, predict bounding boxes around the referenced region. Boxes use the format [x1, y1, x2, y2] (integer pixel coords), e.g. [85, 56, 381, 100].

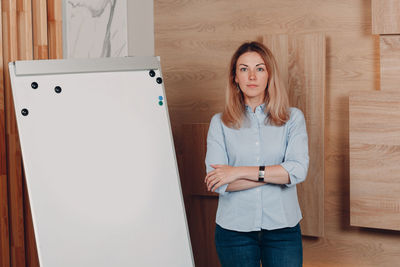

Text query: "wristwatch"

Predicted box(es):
[258, 166, 265, 182]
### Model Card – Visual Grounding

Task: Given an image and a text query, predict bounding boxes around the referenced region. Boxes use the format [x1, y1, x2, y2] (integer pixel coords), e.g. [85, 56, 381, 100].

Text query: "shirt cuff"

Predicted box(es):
[214, 183, 229, 195]
[280, 161, 300, 188]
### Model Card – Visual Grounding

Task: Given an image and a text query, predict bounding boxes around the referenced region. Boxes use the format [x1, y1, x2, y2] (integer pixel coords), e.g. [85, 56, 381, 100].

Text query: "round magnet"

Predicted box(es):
[55, 86, 62, 93]
[158, 101, 163, 106]
[31, 82, 38, 89]
[159, 96, 163, 100]
[21, 109, 29, 116]
[149, 70, 156, 77]
[156, 77, 163, 84]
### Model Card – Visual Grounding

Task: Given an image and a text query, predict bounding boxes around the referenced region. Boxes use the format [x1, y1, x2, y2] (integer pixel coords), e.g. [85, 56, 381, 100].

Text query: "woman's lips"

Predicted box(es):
[247, 84, 258, 88]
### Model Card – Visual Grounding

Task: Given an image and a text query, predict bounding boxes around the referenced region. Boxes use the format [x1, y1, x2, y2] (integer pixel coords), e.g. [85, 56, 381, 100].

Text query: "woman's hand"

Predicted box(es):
[204, 164, 239, 192]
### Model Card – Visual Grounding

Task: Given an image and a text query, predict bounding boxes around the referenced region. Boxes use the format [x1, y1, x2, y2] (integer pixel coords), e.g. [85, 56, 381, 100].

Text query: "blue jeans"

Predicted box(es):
[215, 224, 303, 267]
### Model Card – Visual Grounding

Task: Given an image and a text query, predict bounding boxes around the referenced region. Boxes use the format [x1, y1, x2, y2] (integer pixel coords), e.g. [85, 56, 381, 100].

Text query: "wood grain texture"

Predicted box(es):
[380, 35, 400, 91]
[17, 0, 33, 59]
[350, 91, 400, 231]
[262, 33, 325, 237]
[372, 0, 400, 34]
[155, 0, 399, 266]
[288, 33, 325, 238]
[182, 124, 219, 266]
[262, 34, 289, 90]
[32, 0, 48, 59]
[2, 0, 26, 266]
[47, 0, 62, 59]
[188, 197, 220, 267]
[0, 2, 10, 267]
[182, 123, 218, 197]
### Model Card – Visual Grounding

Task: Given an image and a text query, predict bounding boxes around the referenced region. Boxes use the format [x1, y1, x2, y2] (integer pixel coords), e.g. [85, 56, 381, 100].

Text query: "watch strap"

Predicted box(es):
[258, 166, 265, 182]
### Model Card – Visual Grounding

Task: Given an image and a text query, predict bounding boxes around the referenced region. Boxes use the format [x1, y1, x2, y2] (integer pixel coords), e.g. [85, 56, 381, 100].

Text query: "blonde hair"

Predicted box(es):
[221, 41, 290, 128]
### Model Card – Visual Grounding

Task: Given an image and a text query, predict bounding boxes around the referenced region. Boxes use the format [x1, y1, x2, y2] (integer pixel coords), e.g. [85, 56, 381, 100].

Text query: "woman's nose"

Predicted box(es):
[249, 70, 256, 80]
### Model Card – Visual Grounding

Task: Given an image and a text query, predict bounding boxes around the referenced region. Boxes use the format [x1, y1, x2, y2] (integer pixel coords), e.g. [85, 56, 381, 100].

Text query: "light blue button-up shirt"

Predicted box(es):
[205, 105, 309, 231]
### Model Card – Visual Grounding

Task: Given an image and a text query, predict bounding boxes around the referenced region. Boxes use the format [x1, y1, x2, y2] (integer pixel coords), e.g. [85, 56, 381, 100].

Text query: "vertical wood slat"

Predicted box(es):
[262, 33, 325, 237]
[289, 33, 325, 238]
[2, 0, 26, 266]
[47, 0, 62, 59]
[17, 0, 33, 59]
[380, 35, 400, 91]
[0, 0, 10, 266]
[372, 0, 400, 35]
[32, 0, 48, 59]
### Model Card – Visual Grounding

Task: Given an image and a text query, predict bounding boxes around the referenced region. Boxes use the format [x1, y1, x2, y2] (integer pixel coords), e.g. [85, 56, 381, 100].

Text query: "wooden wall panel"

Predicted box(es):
[262, 33, 325, 237]
[183, 123, 217, 197]
[288, 33, 325, 237]
[182, 124, 219, 267]
[189, 197, 219, 267]
[262, 35, 289, 90]
[350, 91, 400, 231]
[0, 2, 10, 267]
[372, 0, 400, 34]
[47, 0, 62, 59]
[380, 35, 400, 91]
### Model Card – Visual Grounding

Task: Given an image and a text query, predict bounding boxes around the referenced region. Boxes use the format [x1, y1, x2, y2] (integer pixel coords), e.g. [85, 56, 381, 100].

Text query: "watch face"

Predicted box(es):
[259, 170, 265, 178]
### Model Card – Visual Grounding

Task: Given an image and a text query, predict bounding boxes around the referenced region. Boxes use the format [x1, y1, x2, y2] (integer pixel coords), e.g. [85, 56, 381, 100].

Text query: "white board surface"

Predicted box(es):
[9, 57, 194, 267]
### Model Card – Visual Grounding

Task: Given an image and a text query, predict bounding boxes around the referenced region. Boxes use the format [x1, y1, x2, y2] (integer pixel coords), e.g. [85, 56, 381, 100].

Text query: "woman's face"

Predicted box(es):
[234, 52, 269, 104]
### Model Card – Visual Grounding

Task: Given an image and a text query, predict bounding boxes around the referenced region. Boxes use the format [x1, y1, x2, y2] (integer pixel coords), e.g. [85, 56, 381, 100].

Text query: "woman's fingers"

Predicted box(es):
[210, 164, 226, 169]
[204, 170, 216, 182]
[208, 174, 221, 190]
[212, 180, 223, 192]
[209, 177, 221, 191]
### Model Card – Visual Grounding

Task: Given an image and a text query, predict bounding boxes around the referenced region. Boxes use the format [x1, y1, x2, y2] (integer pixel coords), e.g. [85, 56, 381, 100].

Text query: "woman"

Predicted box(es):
[204, 41, 309, 267]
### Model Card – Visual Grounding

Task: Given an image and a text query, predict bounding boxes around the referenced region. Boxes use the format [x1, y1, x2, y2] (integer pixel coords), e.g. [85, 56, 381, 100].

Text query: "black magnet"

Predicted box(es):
[156, 77, 163, 84]
[21, 109, 29, 116]
[31, 82, 38, 89]
[149, 70, 156, 77]
[55, 86, 62, 93]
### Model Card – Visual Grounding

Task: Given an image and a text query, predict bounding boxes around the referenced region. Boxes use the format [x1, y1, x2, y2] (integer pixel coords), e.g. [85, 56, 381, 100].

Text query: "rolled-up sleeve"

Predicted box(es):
[280, 108, 309, 188]
[205, 114, 229, 195]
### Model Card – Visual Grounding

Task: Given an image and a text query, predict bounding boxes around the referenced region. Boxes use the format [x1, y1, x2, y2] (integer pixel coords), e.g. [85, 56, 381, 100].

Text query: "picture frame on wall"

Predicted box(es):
[62, 0, 128, 58]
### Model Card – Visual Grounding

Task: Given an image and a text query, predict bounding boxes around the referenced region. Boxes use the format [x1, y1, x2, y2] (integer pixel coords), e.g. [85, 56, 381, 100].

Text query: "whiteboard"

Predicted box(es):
[9, 57, 194, 267]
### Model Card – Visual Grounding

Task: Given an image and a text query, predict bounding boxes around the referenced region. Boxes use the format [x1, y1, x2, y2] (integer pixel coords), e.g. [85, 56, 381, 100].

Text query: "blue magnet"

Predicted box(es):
[159, 96, 163, 101]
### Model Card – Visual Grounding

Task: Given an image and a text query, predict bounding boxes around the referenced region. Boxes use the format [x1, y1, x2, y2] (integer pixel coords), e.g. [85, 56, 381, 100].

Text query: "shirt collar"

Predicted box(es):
[245, 103, 266, 113]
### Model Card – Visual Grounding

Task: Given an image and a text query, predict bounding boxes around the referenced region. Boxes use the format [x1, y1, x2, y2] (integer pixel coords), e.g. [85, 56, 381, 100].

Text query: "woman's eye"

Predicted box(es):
[257, 67, 265, 72]
[240, 67, 247, 72]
